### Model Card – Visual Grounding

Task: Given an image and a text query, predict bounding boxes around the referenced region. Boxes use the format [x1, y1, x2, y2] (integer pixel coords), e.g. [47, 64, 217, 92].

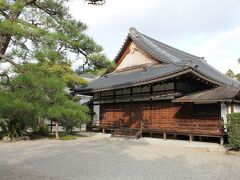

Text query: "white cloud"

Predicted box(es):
[176, 27, 240, 73]
[67, 0, 240, 73]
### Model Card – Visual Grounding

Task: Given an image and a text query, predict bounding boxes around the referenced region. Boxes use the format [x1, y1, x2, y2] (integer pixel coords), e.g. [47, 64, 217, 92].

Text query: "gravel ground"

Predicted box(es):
[0, 134, 240, 180]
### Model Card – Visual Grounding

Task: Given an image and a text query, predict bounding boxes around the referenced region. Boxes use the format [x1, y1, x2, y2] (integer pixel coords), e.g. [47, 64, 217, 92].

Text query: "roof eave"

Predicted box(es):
[172, 99, 233, 103]
[74, 67, 222, 94]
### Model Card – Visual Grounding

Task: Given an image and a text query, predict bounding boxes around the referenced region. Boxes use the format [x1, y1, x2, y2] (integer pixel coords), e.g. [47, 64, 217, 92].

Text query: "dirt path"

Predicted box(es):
[0, 135, 239, 180]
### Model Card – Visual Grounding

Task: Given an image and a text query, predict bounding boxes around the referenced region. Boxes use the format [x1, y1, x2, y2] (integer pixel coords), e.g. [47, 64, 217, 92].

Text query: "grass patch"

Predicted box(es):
[48, 133, 77, 140]
[59, 135, 77, 140]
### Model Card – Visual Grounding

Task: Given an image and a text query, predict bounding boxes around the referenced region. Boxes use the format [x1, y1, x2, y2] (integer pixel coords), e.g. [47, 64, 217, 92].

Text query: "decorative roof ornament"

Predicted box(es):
[130, 44, 136, 54]
[84, 0, 105, 5]
[129, 27, 139, 38]
[182, 59, 192, 66]
[201, 57, 207, 62]
[181, 59, 199, 69]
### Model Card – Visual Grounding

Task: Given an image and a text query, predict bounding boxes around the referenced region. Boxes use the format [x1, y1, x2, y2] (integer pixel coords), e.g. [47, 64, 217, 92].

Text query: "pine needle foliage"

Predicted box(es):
[0, 0, 111, 75]
[0, 63, 90, 139]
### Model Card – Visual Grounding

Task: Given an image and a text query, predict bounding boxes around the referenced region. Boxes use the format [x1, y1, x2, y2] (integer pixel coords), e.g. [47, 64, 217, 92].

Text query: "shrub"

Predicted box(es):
[227, 113, 240, 149]
[37, 124, 49, 136]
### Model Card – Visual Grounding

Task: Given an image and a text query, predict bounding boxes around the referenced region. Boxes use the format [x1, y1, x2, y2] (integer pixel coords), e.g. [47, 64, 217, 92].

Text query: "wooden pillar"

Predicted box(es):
[220, 136, 224, 146]
[231, 103, 234, 113]
[189, 134, 193, 142]
[150, 132, 153, 137]
[163, 133, 167, 140]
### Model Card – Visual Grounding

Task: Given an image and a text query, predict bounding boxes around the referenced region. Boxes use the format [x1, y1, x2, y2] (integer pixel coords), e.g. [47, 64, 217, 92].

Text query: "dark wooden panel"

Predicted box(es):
[99, 101, 223, 135]
[130, 103, 142, 128]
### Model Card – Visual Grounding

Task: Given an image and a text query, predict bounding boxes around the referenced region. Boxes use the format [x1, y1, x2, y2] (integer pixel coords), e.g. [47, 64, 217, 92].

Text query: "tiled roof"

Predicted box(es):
[76, 64, 187, 92]
[76, 27, 239, 92]
[173, 85, 240, 102]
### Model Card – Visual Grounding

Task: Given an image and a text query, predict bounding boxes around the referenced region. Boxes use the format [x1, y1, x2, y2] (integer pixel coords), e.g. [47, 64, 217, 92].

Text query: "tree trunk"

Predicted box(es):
[0, 35, 11, 55]
[0, 7, 23, 55]
[0, 0, 37, 57]
[55, 122, 59, 139]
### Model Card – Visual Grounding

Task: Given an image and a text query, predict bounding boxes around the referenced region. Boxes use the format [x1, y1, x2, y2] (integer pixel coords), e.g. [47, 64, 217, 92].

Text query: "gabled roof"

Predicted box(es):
[173, 85, 240, 102]
[75, 27, 239, 93]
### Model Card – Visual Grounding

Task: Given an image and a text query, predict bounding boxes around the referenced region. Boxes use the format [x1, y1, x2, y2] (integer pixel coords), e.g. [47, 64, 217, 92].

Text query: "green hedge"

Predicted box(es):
[227, 113, 240, 148]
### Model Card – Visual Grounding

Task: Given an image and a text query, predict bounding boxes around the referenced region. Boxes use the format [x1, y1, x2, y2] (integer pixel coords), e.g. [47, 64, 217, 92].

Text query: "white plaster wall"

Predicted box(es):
[116, 43, 156, 70]
[221, 102, 228, 132]
[93, 105, 100, 123]
[221, 103, 240, 132]
[234, 103, 240, 113]
[228, 105, 232, 114]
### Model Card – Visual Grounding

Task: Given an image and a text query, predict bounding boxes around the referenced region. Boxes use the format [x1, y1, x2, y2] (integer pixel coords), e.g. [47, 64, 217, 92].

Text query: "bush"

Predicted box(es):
[227, 113, 240, 148]
[0, 118, 26, 140]
[37, 124, 49, 136]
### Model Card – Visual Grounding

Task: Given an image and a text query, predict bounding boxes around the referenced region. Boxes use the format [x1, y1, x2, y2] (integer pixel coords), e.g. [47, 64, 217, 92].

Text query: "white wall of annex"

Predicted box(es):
[93, 105, 100, 123]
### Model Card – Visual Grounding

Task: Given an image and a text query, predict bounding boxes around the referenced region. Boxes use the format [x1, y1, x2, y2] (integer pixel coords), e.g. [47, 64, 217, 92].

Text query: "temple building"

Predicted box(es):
[75, 27, 240, 144]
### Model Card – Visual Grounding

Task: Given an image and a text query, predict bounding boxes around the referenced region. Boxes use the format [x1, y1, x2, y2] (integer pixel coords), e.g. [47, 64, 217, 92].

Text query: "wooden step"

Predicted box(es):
[111, 128, 142, 139]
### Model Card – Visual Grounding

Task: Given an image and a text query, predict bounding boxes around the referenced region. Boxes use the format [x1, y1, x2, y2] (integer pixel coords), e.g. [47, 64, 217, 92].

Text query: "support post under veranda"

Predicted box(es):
[220, 136, 224, 146]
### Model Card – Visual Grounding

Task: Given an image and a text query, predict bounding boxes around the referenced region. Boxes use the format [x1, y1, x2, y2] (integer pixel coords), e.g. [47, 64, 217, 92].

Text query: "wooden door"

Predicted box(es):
[118, 103, 130, 127]
[142, 102, 152, 129]
[129, 103, 142, 128]
[151, 102, 162, 128]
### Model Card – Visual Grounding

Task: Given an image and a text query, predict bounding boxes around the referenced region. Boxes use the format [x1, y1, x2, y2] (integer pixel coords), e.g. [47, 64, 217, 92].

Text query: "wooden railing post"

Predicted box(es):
[140, 120, 143, 130]
[163, 133, 167, 140]
[189, 134, 193, 142]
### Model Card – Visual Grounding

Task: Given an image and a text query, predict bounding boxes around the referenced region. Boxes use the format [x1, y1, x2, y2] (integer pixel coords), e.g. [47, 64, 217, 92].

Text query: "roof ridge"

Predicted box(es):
[197, 57, 240, 87]
[140, 33, 201, 60]
[111, 27, 240, 88]
[129, 28, 188, 67]
[137, 30, 240, 87]
[136, 33, 178, 63]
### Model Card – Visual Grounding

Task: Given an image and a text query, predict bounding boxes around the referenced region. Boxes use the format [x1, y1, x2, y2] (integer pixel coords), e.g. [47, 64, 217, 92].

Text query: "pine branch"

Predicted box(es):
[0, 53, 18, 66]
[33, 2, 61, 23]
[0, 72, 10, 85]
[0, 9, 8, 17]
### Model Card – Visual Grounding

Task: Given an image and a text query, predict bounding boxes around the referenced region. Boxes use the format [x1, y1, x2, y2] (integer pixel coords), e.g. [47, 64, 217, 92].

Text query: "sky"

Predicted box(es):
[68, 0, 240, 74]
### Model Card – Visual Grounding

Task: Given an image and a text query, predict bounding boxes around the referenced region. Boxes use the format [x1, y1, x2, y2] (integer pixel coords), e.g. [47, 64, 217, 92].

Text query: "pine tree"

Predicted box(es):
[0, 63, 90, 140]
[0, 0, 110, 80]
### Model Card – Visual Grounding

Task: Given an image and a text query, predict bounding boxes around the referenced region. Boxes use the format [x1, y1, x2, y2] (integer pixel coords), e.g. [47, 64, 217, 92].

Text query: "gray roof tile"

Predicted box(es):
[173, 85, 240, 102]
[78, 63, 186, 91]
[76, 27, 240, 92]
